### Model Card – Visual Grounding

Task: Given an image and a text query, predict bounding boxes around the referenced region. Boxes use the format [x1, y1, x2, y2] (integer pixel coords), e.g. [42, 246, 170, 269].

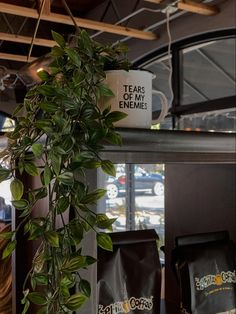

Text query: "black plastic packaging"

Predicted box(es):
[173, 231, 236, 314]
[97, 229, 161, 314]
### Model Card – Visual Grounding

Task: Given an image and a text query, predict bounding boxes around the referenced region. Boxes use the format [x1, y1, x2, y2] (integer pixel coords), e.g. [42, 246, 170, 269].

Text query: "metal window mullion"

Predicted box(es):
[125, 164, 136, 231]
[172, 46, 180, 130]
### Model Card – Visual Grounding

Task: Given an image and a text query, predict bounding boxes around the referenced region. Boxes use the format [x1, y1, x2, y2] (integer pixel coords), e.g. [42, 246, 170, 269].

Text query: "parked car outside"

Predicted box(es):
[106, 165, 164, 199]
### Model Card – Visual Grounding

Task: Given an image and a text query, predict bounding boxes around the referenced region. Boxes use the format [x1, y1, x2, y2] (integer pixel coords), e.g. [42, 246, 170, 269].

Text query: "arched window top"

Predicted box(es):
[136, 32, 236, 133]
[179, 37, 235, 105]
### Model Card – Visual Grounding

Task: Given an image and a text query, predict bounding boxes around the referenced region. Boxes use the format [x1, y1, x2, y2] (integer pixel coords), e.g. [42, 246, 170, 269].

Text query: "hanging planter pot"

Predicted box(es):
[101, 69, 169, 129]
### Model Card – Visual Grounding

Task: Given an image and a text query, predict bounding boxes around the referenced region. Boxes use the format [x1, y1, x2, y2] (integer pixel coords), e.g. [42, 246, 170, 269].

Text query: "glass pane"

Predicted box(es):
[98, 164, 127, 232]
[178, 108, 236, 133]
[134, 164, 165, 263]
[180, 37, 236, 105]
[145, 56, 173, 129]
[98, 163, 165, 262]
[0, 151, 12, 223]
[0, 112, 15, 132]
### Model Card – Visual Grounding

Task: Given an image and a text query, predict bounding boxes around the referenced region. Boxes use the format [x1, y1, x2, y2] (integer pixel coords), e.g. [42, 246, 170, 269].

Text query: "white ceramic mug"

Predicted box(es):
[100, 69, 168, 128]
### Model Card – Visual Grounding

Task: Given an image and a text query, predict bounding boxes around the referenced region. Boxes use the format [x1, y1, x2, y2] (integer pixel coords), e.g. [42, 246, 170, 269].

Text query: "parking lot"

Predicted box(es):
[105, 194, 164, 232]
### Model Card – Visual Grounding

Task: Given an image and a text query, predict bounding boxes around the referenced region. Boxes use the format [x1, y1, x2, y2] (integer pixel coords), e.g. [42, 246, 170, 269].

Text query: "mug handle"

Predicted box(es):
[152, 90, 169, 125]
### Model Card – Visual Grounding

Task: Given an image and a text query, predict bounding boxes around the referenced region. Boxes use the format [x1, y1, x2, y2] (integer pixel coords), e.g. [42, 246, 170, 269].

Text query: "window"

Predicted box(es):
[145, 56, 173, 130]
[180, 38, 236, 105]
[135, 32, 236, 133]
[98, 163, 165, 262]
[178, 108, 236, 133]
[0, 112, 15, 132]
[0, 158, 12, 224]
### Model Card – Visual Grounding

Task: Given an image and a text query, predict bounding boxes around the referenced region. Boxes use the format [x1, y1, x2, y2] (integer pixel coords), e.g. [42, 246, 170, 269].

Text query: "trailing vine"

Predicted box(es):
[0, 30, 130, 313]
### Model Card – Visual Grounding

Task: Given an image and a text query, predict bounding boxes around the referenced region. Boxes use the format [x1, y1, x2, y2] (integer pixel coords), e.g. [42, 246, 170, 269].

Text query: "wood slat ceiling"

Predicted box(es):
[0, 0, 221, 91]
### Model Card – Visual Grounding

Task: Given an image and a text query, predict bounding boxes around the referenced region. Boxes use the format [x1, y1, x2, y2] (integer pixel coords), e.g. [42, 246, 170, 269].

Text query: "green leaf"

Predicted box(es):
[10, 178, 24, 200]
[96, 214, 116, 230]
[0, 231, 14, 240]
[33, 274, 48, 286]
[12, 199, 29, 210]
[50, 45, 64, 57]
[83, 161, 101, 169]
[105, 111, 128, 124]
[39, 101, 58, 113]
[101, 160, 116, 177]
[62, 256, 87, 272]
[81, 221, 91, 232]
[65, 293, 87, 311]
[12, 103, 24, 117]
[81, 189, 106, 204]
[102, 105, 111, 116]
[32, 250, 45, 273]
[106, 130, 122, 146]
[79, 279, 91, 297]
[32, 143, 44, 158]
[43, 164, 51, 186]
[60, 285, 70, 299]
[60, 275, 74, 298]
[36, 306, 48, 314]
[25, 162, 39, 176]
[18, 160, 24, 175]
[28, 292, 47, 305]
[37, 85, 58, 97]
[19, 209, 30, 218]
[37, 70, 50, 81]
[35, 187, 48, 201]
[69, 222, 83, 244]
[52, 30, 66, 48]
[65, 47, 81, 67]
[56, 196, 69, 214]
[72, 69, 85, 86]
[22, 300, 30, 314]
[80, 30, 93, 56]
[49, 152, 61, 176]
[97, 233, 113, 251]
[28, 222, 44, 240]
[0, 166, 11, 183]
[85, 255, 96, 265]
[85, 213, 96, 227]
[35, 120, 53, 133]
[2, 240, 17, 259]
[44, 231, 59, 247]
[98, 84, 114, 97]
[60, 136, 75, 154]
[58, 172, 74, 186]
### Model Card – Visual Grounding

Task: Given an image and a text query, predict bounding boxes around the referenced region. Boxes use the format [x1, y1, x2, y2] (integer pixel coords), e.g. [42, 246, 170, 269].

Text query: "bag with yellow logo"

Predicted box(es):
[97, 229, 161, 314]
[173, 231, 236, 314]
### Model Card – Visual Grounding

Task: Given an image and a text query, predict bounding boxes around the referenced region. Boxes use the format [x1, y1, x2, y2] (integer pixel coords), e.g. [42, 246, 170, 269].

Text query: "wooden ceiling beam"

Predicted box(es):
[37, 0, 51, 15]
[0, 32, 54, 47]
[144, 0, 164, 3]
[0, 53, 37, 63]
[0, 3, 158, 40]
[144, 0, 219, 16]
[177, 0, 219, 16]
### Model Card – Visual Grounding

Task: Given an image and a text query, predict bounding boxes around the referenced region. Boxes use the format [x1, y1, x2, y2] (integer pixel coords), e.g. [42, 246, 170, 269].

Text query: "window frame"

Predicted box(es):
[134, 29, 236, 129]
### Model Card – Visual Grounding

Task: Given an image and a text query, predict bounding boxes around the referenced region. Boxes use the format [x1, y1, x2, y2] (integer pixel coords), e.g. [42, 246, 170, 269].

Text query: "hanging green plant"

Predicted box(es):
[0, 29, 130, 313]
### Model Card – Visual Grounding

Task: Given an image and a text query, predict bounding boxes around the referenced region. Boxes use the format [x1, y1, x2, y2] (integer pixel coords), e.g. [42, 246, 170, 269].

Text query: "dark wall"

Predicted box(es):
[164, 163, 236, 313]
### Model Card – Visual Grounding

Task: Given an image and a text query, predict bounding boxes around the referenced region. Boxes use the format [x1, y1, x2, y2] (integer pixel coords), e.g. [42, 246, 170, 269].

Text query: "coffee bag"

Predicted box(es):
[97, 229, 161, 314]
[173, 231, 236, 314]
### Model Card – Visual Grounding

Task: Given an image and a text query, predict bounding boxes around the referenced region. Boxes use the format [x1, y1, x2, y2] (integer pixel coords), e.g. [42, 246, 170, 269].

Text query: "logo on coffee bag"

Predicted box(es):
[98, 296, 154, 314]
[195, 270, 236, 291]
